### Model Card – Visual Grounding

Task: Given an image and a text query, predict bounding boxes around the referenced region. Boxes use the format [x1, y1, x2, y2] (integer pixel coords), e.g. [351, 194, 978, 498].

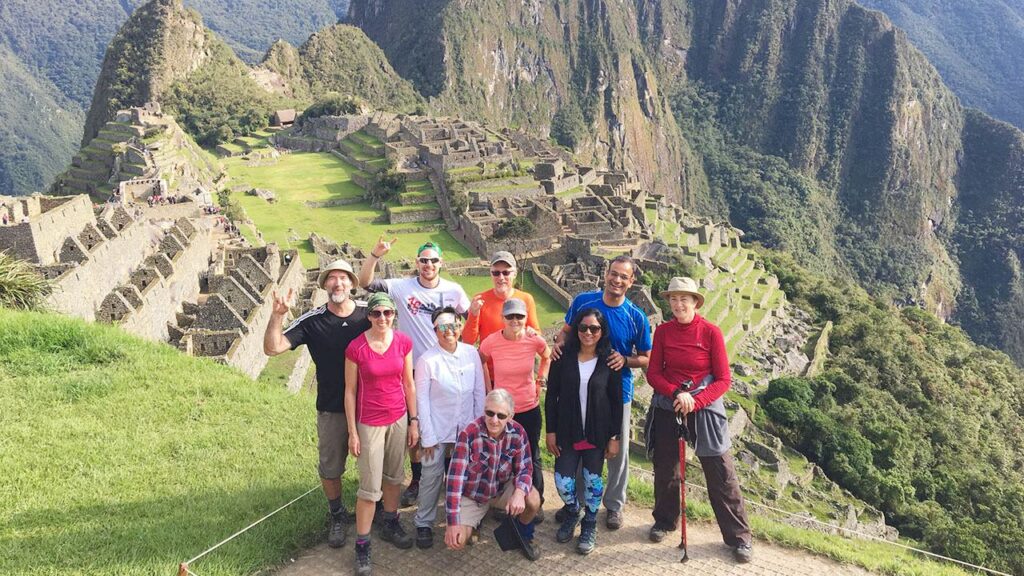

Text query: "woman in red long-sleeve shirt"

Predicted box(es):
[646, 277, 753, 564]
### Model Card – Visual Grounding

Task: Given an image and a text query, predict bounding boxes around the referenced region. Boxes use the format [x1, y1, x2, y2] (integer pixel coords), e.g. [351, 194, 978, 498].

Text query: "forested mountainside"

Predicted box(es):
[858, 0, 1024, 130]
[0, 0, 349, 196]
[0, 45, 84, 196]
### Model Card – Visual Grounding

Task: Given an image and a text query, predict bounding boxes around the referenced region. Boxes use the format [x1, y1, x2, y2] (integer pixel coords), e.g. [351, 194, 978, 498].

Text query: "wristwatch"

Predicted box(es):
[408, 416, 419, 423]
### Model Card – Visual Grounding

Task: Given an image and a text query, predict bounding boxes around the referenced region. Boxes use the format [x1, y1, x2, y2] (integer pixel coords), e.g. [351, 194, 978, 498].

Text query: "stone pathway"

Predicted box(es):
[275, 500, 873, 576]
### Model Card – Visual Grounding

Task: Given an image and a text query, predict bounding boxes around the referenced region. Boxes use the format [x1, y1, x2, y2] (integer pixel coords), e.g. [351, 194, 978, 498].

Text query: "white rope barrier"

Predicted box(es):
[178, 485, 319, 576]
[629, 463, 1011, 575]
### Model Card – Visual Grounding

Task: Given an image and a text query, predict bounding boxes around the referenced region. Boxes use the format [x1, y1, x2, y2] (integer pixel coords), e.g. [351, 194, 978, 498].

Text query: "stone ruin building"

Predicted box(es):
[51, 103, 217, 205]
[0, 194, 211, 339]
[168, 244, 308, 379]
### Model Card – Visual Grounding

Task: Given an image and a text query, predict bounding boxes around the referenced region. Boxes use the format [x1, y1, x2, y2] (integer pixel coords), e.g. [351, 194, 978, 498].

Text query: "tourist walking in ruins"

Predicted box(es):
[445, 389, 542, 561]
[478, 298, 552, 517]
[545, 308, 623, 555]
[553, 255, 651, 530]
[412, 306, 486, 549]
[461, 251, 540, 345]
[359, 236, 470, 506]
[262, 259, 369, 549]
[646, 277, 753, 563]
[344, 292, 419, 575]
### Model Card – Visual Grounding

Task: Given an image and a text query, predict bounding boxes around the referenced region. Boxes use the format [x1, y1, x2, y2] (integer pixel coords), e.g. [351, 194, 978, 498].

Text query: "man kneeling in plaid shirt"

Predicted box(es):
[445, 388, 541, 560]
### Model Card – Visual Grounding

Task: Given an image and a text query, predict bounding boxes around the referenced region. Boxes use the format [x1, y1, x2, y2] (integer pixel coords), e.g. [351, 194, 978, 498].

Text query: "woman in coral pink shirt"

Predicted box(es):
[478, 298, 551, 511]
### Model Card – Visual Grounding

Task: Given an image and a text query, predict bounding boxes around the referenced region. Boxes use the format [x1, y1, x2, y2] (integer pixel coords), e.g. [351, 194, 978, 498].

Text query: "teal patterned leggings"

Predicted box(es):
[553, 447, 605, 517]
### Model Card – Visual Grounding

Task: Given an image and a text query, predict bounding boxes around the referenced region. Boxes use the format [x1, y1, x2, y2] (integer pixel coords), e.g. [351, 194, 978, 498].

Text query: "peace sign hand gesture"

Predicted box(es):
[372, 235, 398, 258]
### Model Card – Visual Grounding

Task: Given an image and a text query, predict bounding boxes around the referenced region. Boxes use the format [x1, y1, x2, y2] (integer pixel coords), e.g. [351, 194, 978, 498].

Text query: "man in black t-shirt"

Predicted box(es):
[264, 258, 370, 548]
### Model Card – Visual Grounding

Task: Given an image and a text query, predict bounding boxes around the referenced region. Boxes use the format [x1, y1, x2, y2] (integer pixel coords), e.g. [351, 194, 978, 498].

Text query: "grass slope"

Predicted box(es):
[0, 308, 328, 575]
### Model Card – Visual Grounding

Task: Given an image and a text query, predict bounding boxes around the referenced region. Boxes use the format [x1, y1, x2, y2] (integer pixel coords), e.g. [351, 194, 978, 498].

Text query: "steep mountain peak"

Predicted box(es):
[82, 0, 210, 146]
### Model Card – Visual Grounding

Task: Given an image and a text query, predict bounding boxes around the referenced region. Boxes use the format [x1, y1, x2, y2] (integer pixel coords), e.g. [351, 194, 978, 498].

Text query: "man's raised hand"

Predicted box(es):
[271, 288, 293, 316]
[372, 235, 398, 258]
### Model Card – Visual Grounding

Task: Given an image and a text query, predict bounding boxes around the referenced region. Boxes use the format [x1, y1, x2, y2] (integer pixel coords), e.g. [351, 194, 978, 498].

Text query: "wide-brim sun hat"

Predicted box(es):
[659, 276, 705, 309]
[317, 259, 357, 289]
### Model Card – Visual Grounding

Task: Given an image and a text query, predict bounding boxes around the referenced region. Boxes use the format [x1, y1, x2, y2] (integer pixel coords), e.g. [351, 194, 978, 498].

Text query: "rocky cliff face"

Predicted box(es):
[347, 0, 693, 202]
[83, 0, 209, 146]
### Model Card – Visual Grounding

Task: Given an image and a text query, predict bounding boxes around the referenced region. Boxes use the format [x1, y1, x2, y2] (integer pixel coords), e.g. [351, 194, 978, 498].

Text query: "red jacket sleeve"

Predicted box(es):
[646, 324, 678, 398]
[693, 323, 731, 411]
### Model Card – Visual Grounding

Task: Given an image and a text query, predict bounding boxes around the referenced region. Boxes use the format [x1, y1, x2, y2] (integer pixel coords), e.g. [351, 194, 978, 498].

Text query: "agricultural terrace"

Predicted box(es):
[222, 151, 474, 268]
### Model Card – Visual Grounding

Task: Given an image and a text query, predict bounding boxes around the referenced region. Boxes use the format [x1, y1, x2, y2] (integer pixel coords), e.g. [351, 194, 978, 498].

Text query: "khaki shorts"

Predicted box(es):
[317, 411, 350, 479]
[356, 417, 408, 501]
[456, 481, 517, 527]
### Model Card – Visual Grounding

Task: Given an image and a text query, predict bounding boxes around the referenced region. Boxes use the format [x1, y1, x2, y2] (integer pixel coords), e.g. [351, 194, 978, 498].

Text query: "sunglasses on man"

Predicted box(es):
[436, 323, 462, 333]
[485, 409, 510, 420]
[418, 257, 441, 265]
[368, 309, 395, 319]
[504, 314, 526, 321]
[490, 269, 513, 277]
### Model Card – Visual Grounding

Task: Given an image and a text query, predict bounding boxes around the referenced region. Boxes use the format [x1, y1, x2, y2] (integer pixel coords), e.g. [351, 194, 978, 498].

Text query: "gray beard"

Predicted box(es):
[329, 292, 347, 304]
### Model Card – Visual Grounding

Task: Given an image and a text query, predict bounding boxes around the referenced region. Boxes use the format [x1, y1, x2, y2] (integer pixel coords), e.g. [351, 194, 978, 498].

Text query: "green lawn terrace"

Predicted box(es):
[646, 203, 787, 358]
[337, 130, 389, 173]
[221, 150, 472, 270]
[214, 128, 276, 157]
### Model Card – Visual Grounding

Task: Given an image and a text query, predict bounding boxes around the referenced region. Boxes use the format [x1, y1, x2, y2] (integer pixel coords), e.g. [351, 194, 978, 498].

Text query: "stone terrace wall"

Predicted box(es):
[0, 195, 95, 264]
[46, 217, 155, 320]
[224, 251, 306, 378]
[117, 221, 212, 341]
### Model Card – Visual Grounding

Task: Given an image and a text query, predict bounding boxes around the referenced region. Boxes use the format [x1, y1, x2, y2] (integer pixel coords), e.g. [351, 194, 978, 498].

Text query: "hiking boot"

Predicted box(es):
[354, 540, 372, 576]
[576, 519, 597, 555]
[649, 524, 670, 543]
[379, 517, 414, 549]
[415, 526, 434, 549]
[520, 538, 541, 561]
[605, 509, 623, 530]
[733, 543, 754, 563]
[554, 504, 571, 523]
[327, 511, 348, 548]
[556, 506, 583, 543]
[401, 482, 419, 508]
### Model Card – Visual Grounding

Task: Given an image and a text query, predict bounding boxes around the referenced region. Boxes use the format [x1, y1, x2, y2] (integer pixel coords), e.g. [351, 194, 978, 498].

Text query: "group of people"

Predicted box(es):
[264, 238, 753, 575]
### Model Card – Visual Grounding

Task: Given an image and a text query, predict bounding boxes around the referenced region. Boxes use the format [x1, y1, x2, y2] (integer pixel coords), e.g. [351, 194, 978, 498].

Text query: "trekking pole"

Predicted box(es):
[676, 413, 689, 562]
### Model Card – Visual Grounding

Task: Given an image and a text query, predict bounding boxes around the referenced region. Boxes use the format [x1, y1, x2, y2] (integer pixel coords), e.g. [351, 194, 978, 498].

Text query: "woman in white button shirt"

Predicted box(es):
[412, 306, 486, 549]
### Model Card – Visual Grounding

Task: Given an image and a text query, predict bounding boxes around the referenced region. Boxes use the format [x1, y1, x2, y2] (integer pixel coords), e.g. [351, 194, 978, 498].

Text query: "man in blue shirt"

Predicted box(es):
[554, 255, 652, 530]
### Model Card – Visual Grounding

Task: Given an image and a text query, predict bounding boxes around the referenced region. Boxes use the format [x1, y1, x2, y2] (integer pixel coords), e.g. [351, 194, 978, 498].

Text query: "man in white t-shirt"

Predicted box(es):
[359, 236, 471, 505]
